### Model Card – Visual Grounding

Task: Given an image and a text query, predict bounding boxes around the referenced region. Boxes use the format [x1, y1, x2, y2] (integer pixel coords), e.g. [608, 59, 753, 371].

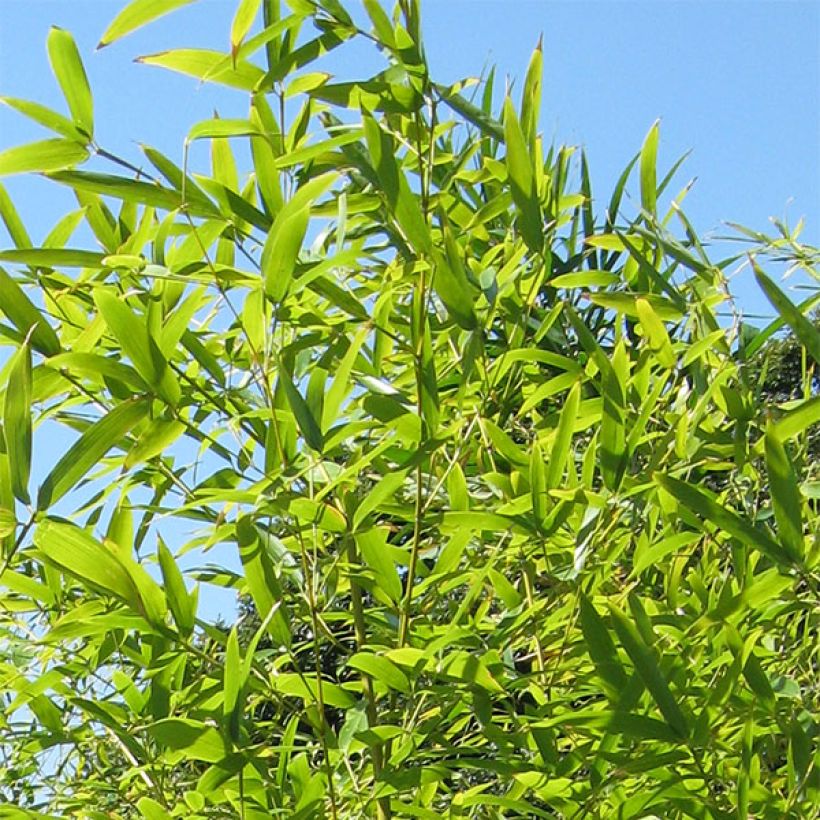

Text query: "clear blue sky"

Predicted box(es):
[1, 0, 818, 318]
[1, 1, 818, 317]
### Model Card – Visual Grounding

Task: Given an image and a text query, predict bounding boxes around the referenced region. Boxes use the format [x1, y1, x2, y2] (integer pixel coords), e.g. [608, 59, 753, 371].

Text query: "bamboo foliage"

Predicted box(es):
[0, 1, 817, 817]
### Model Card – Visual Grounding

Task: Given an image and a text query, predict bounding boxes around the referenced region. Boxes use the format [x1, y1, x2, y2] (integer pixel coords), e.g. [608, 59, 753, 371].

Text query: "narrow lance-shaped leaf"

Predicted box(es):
[0, 140, 88, 177]
[639, 119, 659, 216]
[231, 0, 262, 60]
[578, 594, 628, 699]
[0, 97, 84, 141]
[157, 538, 196, 636]
[0, 266, 60, 356]
[0, 248, 105, 268]
[362, 114, 432, 255]
[753, 261, 820, 365]
[94, 290, 180, 406]
[262, 171, 336, 301]
[34, 518, 166, 628]
[520, 36, 542, 150]
[608, 601, 687, 738]
[136, 48, 265, 91]
[37, 398, 149, 510]
[529, 440, 547, 527]
[764, 424, 804, 562]
[636, 297, 675, 368]
[4, 344, 32, 504]
[223, 627, 242, 742]
[503, 96, 542, 253]
[656, 473, 798, 567]
[98, 0, 198, 48]
[278, 364, 323, 453]
[546, 380, 581, 488]
[47, 27, 93, 139]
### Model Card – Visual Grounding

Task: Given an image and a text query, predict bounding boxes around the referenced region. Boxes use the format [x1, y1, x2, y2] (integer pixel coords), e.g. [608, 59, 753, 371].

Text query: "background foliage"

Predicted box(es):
[0, 1, 817, 817]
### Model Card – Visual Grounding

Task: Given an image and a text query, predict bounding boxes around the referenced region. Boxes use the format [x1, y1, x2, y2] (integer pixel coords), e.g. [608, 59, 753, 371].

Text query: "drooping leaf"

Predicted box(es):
[37, 398, 149, 510]
[0, 266, 60, 356]
[608, 601, 687, 739]
[764, 425, 804, 562]
[656, 474, 798, 567]
[4, 344, 32, 504]
[753, 263, 820, 365]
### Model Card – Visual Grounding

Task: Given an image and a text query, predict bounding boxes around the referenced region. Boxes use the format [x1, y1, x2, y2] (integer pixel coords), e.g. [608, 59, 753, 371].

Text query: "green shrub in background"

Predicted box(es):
[0, 1, 817, 817]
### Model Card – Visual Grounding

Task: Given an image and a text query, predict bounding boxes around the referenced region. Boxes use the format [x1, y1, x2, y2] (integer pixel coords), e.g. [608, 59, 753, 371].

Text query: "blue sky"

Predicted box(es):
[1, 0, 818, 317]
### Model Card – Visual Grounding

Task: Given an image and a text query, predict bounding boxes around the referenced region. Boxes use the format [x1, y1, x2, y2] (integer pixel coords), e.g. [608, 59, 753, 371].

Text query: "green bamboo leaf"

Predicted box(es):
[362, 114, 431, 255]
[236, 516, 291, 647]
[187, 118, 261, 142]
[94, 290, 181, 406]
[157, 539, 196, 636]
[0, 248, 104, 268]
[223, 626, 242, 741]
[546, 380, 581, 488]
[356, 528, 402, 603]
[636, 297, 675, 368]
[136, 49, 265, 91]
[45, 352, 147, 391]
[231, 0, 263, 57]
[47, 27, 93, 138]
[608, 602, 687, 738]
[273, 130, 365, 169]
[125, 418, 186, 469]
[98, 0, 198, 48]
[34, 518, 166, 628]
[362, 0, 395, 47]
[433, 82, 504, 142]
[656, 474, 797, 566]
[348, 652, 410, 693]
[0, 139, 88, 177]
[47, 170, 215, 216]
[322, 327, 367, 431]
[520, 36, 542, 148]
[37, 398, 149, 510]
[262, 204, 309, 302]
[0, 267, 60, 356]
[432, 223, 477, 329]
[550, 271, 620, 289]
[136, 797, 171, 820]
[147, 718, 229, 763]
[578, 594, 628, 698]
[529, 440, 547, 527]
[0, 97, 84, 141]
[352, 470, 407, 532]
[278, 364, 323, 452]
[764, 424, 804, 562]
[639, 119, 660, 216]
[262, 171, 336, 301]
[4, 344, 32, 504]
[772, 396, 820, 442]
[753, 263, 820, 365]
[503, 96, 542, 253]
[0, 183, 32, 248]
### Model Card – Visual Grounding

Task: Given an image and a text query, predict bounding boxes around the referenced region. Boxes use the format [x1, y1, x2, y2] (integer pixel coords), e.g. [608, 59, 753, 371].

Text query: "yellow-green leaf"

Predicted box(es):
[0, 139, 88, 177]
[37, 398, 149, 510]
[98, 0, 198, 48]
[47, 27, 94, 138]
[4, 344, 32, 504]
